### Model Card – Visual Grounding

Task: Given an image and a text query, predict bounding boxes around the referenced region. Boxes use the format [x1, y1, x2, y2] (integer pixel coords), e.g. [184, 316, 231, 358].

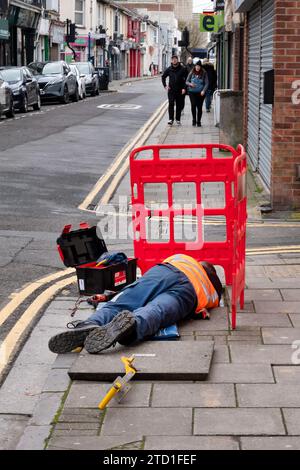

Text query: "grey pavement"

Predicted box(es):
[1, 96, 300, 451]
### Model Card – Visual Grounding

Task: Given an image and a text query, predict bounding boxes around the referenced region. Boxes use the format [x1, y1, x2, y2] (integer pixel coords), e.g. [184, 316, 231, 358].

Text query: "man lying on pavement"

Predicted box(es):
[48, 254, 223, 355]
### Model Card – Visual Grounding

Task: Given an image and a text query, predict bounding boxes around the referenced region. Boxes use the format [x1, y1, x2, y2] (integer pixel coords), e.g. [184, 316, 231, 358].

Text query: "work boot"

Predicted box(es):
[84, 310, 137, 354]
[48, 321, 100, 354]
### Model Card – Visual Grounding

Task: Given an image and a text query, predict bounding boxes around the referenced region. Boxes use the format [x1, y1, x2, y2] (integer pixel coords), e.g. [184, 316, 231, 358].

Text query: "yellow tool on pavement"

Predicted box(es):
[98, 356, 137, 410]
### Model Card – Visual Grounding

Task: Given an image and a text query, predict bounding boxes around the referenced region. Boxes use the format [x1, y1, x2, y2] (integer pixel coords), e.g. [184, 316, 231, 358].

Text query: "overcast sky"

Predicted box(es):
[193, 0, 214, 13]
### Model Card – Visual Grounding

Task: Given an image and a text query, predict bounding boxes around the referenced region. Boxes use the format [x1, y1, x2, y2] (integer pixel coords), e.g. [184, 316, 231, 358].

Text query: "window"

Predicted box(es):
[75, 0, 85, 27]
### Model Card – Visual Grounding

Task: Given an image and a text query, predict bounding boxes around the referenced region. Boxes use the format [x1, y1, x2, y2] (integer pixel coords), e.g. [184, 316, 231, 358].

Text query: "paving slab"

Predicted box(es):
[151, 383, 235, 407]
[246, 279, 300, 289]
[207, 364, 274, 383]
[64, 382, 152, 408]
[289, 315, 300, 327]
[144, 436, 239, 450]
[193, 408, 285, 435]
[30, 392, 64, 426]
[241, 436, 300, 450]
[254, 301, 300, 314]
[229, 344, 296, 364]
[47, 434, 143, 450]
[68, 341, 214, 381]
[52, 353, 78, 369]
[16, 425, 51, 450]
[236, 313, 291, 328]
[282, 409, 300, 435]
[273, 366, 300, 384]
[58, 408, 103, 423]
[0, 364, 52, 415]
[262, 328, 300, 344]
[280, 289, 300, 301]
[244, 289, 282, 301]
[0, 415, 29, 450]
[179, 308, 229, 333]
[101, 408, 193, 436]
[237, 384, 300, 407]
[211, 345, 230, 363]
[42, 369, 70, 392]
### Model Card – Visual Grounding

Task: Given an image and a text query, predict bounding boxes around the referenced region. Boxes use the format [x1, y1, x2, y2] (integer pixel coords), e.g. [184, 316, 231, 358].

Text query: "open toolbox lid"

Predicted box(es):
[57, 222, 107, 268]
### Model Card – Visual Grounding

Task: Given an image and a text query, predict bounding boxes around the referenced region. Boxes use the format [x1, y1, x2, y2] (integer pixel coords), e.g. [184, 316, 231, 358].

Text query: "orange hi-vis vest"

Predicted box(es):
[163, 254, 219, 313]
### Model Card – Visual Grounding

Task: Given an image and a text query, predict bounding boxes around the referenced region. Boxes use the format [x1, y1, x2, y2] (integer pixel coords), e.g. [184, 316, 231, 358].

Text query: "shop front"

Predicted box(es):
[0, 18, 10, 65]
[49, 21, 65, 61]
[8, 1, 41, 65]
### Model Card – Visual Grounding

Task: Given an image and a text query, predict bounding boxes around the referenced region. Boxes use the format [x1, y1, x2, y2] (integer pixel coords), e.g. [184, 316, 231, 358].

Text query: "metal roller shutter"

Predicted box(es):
[247, 2, 261, 171]
[258, 0, 274, 188]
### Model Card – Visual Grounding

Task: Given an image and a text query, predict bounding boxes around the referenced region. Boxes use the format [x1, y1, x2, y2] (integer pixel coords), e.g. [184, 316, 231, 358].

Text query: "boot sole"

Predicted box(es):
[85, 311, 136, 354]
[48, 326, 98, 354]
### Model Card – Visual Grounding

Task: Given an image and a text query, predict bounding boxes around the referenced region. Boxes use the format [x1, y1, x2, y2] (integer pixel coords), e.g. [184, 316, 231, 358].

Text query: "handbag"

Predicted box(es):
[188, 75, 204, 94]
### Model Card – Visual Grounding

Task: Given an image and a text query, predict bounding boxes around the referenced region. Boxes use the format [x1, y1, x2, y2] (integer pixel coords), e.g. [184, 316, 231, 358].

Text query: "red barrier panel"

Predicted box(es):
[130, 143, 247, 329]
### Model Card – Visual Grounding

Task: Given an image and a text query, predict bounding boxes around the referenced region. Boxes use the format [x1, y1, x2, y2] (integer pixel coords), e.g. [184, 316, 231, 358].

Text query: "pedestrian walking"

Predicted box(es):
[149, 62, 155, 76]
[162, 55, 187, 126]
[186, 56, 194, 74]
[48, 255, 222, 354]
[186, 60, 209, 127]
[202, 58, 217, 113]
[181, 57, 194, 115]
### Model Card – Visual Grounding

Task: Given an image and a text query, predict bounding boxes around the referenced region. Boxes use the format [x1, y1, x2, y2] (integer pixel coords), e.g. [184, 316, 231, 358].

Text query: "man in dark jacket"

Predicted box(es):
[162, 55, 187, 126]
[202, 59, 217, 112]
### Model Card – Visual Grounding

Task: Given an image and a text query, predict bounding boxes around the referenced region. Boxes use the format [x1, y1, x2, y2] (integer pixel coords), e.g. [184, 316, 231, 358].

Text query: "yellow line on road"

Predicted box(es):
[247, 245, 300, 253]
[78, 100, 168, 211]
[0, 275, 76, 377]
[0, 268, 74, 329]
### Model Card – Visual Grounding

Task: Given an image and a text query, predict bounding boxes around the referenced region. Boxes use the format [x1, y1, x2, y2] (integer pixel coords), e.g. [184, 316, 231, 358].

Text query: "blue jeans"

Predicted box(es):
[205, 89, 214, 110]
[88, 264, 197, 341]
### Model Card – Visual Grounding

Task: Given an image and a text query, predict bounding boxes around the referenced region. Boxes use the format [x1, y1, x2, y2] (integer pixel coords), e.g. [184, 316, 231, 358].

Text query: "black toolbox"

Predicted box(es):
[57, 223, 137, 295]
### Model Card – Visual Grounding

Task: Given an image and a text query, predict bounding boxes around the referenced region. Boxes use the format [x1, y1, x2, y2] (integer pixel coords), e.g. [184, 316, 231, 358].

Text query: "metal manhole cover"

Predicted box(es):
[97, 104, 142, 110]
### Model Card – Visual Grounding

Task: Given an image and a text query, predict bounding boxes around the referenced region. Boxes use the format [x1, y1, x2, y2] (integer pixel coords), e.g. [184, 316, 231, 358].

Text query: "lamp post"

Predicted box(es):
[157, 0, 161, 73]
[88, 31, 91, 62]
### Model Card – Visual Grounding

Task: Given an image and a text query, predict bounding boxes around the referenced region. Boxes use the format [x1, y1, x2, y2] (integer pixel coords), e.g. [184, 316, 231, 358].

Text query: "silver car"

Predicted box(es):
[0, 74, 15, 119]
[70, 64, 86, 100]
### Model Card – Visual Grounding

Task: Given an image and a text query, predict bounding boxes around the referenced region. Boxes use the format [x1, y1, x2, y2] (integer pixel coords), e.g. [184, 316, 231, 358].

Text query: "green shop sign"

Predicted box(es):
[199, 13, 224, 33]
[0, 19, 9, 40]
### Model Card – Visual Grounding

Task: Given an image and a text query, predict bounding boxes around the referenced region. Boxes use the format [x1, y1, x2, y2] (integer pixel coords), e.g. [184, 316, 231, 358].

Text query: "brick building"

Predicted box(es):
[218, 0, 300, 211]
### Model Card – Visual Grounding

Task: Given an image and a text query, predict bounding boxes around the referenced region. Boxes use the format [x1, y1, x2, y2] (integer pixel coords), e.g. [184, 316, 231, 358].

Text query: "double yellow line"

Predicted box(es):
[246, 245, 300, 256]
[0, 269, 76, 377]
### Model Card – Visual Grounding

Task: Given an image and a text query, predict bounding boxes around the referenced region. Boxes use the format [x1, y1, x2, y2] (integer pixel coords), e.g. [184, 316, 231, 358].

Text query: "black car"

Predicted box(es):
[75, 62, 99, 96]
[29, 61, 78, 104]
[0, 66, 41, 113]
[0, 76, 14, 119]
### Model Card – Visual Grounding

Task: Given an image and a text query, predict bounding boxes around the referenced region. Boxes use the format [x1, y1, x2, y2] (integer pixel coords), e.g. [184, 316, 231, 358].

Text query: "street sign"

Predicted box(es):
[97, 104, 142, 110]
[199, 13, 224, 32]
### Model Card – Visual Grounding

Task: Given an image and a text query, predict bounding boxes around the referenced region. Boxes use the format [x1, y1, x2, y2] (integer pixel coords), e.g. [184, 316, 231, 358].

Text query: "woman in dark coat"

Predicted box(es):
[186, 60, 209, 127]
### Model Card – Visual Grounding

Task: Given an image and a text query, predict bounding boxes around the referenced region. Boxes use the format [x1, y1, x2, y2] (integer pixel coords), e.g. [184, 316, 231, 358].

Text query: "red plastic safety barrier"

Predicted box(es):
[130, 143, 247, 329]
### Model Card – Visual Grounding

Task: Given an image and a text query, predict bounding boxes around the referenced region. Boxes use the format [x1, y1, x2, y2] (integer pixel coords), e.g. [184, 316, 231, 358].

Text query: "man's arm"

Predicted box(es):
[161, 68, 169, 88]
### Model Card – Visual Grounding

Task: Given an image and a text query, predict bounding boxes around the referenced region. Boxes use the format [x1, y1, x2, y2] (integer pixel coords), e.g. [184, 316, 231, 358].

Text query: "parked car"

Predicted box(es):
[70, 64, 86, 100]
[75, 62, 99, 96]
[28, 61, 78, 104]
[0, 66, 41, 113]
[0, 75, 14, 119]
